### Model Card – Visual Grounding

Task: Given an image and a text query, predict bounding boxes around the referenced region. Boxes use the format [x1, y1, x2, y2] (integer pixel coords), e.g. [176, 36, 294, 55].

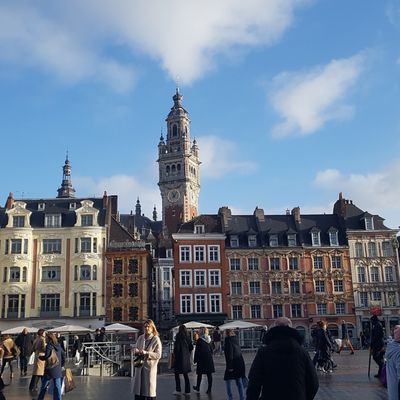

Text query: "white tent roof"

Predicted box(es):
[104, 323, 139, 333]
[172, 321, 215, 331]
[219, 320, 262, 331]
[48, 324, 92, 333]
[1, 326, 39, 335]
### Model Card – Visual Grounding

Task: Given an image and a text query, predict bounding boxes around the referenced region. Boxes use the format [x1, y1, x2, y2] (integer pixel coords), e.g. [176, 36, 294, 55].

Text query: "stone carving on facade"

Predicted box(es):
[77, 253, 100, 261]
[37, 284, 64, 294]
[39, 254, 58, 263]
[5, 285, 27, 294]
[10, 255, 29, 263]
[75, 283, 97, 292]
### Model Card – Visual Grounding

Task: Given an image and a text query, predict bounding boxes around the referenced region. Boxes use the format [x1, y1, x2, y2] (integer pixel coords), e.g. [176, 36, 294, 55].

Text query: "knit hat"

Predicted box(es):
[394, 325, 400, 342]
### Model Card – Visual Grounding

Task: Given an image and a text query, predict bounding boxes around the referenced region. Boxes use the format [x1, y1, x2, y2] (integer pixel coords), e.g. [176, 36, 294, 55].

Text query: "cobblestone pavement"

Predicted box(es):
[1, 350, 387, 400]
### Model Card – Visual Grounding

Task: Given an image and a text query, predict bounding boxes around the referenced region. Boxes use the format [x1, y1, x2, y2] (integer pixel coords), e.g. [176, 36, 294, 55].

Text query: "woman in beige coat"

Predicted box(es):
[0, 334, 17, 378]
[133, 319, 162, 400]
[29, 329, 46, 392]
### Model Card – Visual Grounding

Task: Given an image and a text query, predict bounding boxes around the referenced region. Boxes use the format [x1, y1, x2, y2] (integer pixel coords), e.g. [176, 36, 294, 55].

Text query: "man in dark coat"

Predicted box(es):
[15, 328, 33, 376]
[173, 325, 194, 395]
[370, 315, 385, 378]
[247, 317, 319, 400]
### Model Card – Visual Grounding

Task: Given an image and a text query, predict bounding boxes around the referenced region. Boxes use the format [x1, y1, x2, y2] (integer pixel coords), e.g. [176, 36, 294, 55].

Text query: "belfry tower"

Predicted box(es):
[57, 154, 76, 198]
[157, 89, 200, 234]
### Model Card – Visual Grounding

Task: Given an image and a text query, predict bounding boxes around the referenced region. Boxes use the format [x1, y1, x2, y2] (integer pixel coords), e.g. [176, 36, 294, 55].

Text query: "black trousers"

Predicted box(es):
[29, 375, 41, 391]
[175, 372, 190, 393]
[19, 355, 28, 373]
[196, 373, 212, 391]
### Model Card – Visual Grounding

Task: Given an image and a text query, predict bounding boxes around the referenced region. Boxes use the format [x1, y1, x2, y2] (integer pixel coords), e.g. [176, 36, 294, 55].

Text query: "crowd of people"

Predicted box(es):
[0, 316, 399, 400]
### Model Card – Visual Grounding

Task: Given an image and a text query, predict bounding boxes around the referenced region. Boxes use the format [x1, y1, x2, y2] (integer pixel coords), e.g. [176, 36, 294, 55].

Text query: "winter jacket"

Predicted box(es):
[247, 326, 319, 400]
[371, 321, 385, 351]
[224, 335, 245, 381]
[15, 332, 33, 356]
[1, 338, 17, 360]
[173, 332, 193, 374]
[43, 342, 65, 379]
[385, 340, 400, 400]
[32, 335, 46, 376]
[133, 334, 162, 398]
[194, 337, 215, 374]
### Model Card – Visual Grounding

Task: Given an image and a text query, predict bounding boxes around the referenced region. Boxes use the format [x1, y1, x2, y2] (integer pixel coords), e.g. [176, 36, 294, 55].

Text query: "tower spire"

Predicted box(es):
[57, 153, 76, 198]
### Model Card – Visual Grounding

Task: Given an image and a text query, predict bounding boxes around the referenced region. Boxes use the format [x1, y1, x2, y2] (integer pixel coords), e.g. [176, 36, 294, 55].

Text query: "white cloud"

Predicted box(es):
[0, 0, 308, 88]
[269, 54, 365, 138]
[198, 136, 257, 178]
[74, 174, 160, 218]
[313, 160, 400, 228]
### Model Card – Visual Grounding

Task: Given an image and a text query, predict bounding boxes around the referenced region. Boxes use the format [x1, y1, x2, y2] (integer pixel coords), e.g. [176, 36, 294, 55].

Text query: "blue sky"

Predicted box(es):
[0, 0, 399, 229]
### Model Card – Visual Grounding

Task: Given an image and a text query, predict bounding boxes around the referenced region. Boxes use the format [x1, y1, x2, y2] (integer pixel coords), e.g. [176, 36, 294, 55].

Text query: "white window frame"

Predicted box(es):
[359, 292, 368, 307]
[311, 231, 321, 247]
[209, 294, 222, 313]
[232, 305, 243, 319]
[315, 280, 325, 293]
[248, 235, 257, 247]
[180, 270, 192, 287]
[231, 281, 242, 295]
[194, 245, 206, 262]
[291, 304, 302, 318]
[273, 304, 283, 318]
[195, 294, 207, 313]
[333, 279, 344, 292]
[382, 241, 393, 257]
[250, 304, 261, 319]
[249, 281, 261, 295]
[180, 294, 192, 314]
[179, 246, 191, 262]
[208, 245, 220, 263]
[368, 242, 377, 257]
[194, 270, 206, 287]
[45, 214, 61, 228]
[365, 217, 374, 230]
[370, 267, 380, 282]
[335, 303, 345, 314]
[42, 266, 61, 282]
[329, 230, 339, 246]
[355, 242, 364, 257]
[230, 258, 241, 271]
[194, 225, 205, 234]
[385, 266, 394, 282]
[331, 256, 342, 269]
[358, 266, 366, 282]
[287, 234, 296, 247]
[247, 257, 259, 270]
[313, 256, 323, 269]
[290, 281, 300, 294]
[271, 281, 282, 294]
[209, 269, 221, 287]
[230, 236, 239, 247]
[317, 303, 327, 315]
[269, 234, 278, 247]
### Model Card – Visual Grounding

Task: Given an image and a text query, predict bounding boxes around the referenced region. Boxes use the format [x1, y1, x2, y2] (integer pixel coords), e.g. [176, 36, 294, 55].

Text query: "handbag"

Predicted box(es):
[134, 336, 156, 368]
[168, 352, 175, 369]
[64, 368, 76, 392]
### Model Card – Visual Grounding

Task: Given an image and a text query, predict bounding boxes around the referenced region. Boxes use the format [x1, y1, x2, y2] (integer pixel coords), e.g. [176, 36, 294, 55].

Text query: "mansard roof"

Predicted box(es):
[119, 212, 162, 241]
[177, 215, 222, 234]
[0, 197, 107, 228]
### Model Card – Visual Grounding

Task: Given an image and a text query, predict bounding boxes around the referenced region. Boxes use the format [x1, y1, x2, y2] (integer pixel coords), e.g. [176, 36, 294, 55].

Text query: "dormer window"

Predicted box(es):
[69, 202, 76, 210]
[230, 235, 239, 247]
[45, 214, 61, 228]
[13, 216, 25, 228]
[365, 216, 374, 230]
[287, 234, 296, 247]
[311, 229, 321, 246]
[194, 225, 205, 234]
[38, 202, 45, 211]
[329, 229, 339, 246]
[269, 234, 278, 247]
[81, 214, 93, 227]
[248, 235, 257, 247]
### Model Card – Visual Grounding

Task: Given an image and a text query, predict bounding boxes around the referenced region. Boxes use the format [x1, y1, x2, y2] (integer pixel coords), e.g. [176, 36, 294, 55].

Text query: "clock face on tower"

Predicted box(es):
[167, 189, 180, 202]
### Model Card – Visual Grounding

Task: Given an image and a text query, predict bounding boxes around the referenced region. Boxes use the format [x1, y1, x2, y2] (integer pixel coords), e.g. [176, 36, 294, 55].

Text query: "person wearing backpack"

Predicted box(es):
[34, 332, 65, 400]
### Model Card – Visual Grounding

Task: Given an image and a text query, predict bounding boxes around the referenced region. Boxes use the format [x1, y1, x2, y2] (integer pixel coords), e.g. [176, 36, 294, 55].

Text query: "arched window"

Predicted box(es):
[171, 165, 176, 174]
[173, 125, 178, 137]
[177, 164, 181, 173]
[166, 165, 170, 176]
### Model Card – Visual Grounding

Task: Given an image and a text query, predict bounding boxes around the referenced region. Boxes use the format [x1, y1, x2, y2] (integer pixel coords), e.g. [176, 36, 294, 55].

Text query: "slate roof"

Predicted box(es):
[177, 215, 223, 234]
[119, 213, 162, 241]
[0, 197, 107, 228]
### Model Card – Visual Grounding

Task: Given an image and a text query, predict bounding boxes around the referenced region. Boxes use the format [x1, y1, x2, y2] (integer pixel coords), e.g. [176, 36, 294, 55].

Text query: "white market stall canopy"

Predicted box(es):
[48, 324, 93, 333]
[172, 321, 215, 332]
[1, 326, 39, 335]
[219, 320, 263, 331]
[104, 323, 139, 333]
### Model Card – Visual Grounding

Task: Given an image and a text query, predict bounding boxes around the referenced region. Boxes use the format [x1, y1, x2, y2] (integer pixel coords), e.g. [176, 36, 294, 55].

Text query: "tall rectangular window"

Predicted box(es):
[248, 235, 257, 247]
[370, 267, 380, 282]
[208, 245, 220, 262]
[289, 257, 298, 270]
[287, 234, 296, 247]
[41, 294, 60, 312]
[180, 246, 191, 262]
[372, 291, 382, 301]
[315, 280, 325, 293]
[9, 267, 20, 282]
[80, 238, 91, 253]
[231, 282, 242, 295]
[273, 304, 283, 318]
[329, 231, 339, 246]
[290, 281, 300, 294]
[313, 256, 324, 269]
[270, 258, 280, 270]
[194, 270, 206, 287]
[194, 246, 205, 262]
[128, 258, 138, 274]
[13, 216, 25, 227]
[230, 236, 239, 247]
[210, 294, 221, 313]
[249, 281, 261, 294]
[335, 303, 345, 314]
[180, 271, 191, 287]
[333, 279, 344, 292]
[129, 283, 138, 297]
[317, 303, 327, 315]
[331, 256, 342, 269]
[358, 266, 366, 282]
[181, 295, 192, 313]
[382, 241, 393, 257]
[271, 281, 282, 294]
[269, 235, 278, 247]
[385, 266, 394, 282]
[360, 292, 368, 307]
[11, 239, 22, 254]
[248, 258, 259, 270]
[42, 266, 61, 282]
[113, 259, 122, 274]
[251, 304, 261, 319]
[355, 242, 364, 257]
[113, 307, 122, 321]
[368, 242, 377, 257]
[195, 294, 207, 313]
[230, 258, 241, 271]
[232, 305, 243, 319]
[209, 270, 221, 287]
[81, 214, 93, 226]
[45, 214, 61, 228]
[129, 307, 139, 321]
[311, 232, 321, 246]
[291, 304, 302, 318]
